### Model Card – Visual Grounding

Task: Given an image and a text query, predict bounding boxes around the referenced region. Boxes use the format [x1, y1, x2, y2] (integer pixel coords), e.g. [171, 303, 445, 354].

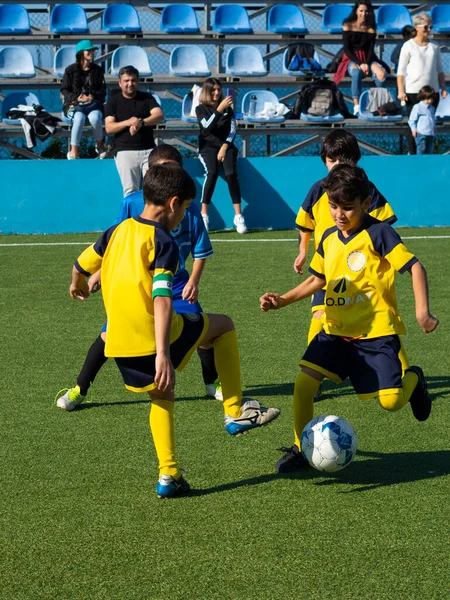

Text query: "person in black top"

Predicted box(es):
[195, 78, 247, 234]
[61, 40, 106, 160]
[333, 2, 387, 115]
[105, 65, 164, 197]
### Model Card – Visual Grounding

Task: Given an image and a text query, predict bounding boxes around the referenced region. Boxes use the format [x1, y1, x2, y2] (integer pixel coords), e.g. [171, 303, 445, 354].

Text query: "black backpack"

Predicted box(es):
[293, 78, 352, 119]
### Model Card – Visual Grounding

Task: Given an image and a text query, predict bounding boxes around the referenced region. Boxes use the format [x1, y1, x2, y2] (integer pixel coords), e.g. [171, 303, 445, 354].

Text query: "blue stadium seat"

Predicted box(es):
[268, 4, 308, 34]
[0, 5, 31, 34]
[358, 90, 403, 121]
[376, 5, 412, 33]
[111, 46, 152, 77]
[181, 94, 198, 123]
[213, 5, 252, 34]
[1, 92, 40, 124]
[322, 4, 353, 33]
[102, 4, 142, 33]
[242, 90, 286, 123]
[170, 46, 210, 77]
[225, 46, 267, 77]
[431, 4, 450, 33]
[50, 4, 88, 34]
[300, 110, 345, 123]
[53, 46, 76, 77]
[0, 47, 35, 78]
[435, 94, 450, 120]
[282, 46, 323, 76]
[160, 5, 199, 33]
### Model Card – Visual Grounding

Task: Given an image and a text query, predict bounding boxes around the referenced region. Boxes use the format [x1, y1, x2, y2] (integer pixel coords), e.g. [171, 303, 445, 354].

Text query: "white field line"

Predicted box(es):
[0, 235, 450, 247]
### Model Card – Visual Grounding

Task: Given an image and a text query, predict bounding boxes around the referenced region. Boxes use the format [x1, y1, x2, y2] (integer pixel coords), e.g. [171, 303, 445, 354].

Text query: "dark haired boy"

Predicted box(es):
[261, 164, 438, 472]
[69, 163, 280, 497]
[408, 85, 436, 155]
[293, 130, 409, 383]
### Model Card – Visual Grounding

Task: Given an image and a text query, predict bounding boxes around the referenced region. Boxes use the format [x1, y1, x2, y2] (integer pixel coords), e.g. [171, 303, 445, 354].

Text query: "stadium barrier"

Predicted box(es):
[0, 155, 449, 234]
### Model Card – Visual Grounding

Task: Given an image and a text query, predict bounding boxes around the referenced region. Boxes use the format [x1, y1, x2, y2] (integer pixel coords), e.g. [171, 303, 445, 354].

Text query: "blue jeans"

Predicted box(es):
[415, 134, 434, 155]
[70, 109, 104, 147]
[347, 62, 386, 100]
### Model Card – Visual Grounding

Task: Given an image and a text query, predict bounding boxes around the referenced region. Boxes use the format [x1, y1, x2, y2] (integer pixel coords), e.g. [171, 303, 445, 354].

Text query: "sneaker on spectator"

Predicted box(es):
[95, 147, 107, 159]
[233, 214, 247, 234]
[353, 105, 360, 116]
[67, 152, 78, 160]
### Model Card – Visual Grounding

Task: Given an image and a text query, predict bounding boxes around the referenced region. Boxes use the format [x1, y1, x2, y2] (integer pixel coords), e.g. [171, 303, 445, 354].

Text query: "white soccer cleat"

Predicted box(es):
[225, 399, 280, 435]
[233, 214, 247, 234]
[55, 385, 85, 411]
[205, 379, 223, 401]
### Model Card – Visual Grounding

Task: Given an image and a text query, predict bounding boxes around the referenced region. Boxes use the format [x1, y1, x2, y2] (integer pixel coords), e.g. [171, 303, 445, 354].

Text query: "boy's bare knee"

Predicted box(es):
[100, 331, 106, 342]
[313, 310, 324, 320]
[148, 389, 174, 402]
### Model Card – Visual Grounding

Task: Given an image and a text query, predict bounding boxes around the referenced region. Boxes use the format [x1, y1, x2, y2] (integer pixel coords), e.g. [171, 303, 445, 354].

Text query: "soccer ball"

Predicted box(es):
[300, 415, 357, 472]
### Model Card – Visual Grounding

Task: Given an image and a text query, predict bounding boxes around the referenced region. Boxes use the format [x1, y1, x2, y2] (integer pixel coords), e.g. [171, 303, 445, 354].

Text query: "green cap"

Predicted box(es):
[76, 40, 97, 54]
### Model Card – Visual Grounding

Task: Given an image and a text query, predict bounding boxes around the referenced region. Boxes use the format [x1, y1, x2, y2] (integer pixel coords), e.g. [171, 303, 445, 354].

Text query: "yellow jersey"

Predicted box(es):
[296, 179, 397, 251]
[75, 217, 183, 358]
[309, 215, 417, 339]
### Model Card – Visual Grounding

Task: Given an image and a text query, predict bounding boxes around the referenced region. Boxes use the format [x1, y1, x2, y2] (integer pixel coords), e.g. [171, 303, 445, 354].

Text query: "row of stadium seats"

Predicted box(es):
[2, 4, 450, 36]
[3, 89, 450, 125]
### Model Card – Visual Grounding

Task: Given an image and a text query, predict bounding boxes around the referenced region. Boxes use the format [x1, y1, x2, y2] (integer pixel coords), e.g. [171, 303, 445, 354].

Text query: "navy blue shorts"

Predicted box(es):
[311, 288, 325, 312]
[300, 331, 402, 398]
[115, 313, 208, 392]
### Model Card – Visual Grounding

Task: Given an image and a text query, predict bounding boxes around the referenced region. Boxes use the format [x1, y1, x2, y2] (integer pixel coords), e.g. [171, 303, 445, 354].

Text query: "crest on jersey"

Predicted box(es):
[347, 251, 366, 272]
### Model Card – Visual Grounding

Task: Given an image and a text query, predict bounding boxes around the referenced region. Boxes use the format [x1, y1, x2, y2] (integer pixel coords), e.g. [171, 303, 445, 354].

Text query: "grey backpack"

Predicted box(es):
[307, 88, 333, 117]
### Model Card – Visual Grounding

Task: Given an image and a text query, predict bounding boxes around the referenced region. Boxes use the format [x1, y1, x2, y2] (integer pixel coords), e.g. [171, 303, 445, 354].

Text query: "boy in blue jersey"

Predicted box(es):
[69, 163, 280, 497]
[261, 164, 438, 473]
[56, 145, 222, 410]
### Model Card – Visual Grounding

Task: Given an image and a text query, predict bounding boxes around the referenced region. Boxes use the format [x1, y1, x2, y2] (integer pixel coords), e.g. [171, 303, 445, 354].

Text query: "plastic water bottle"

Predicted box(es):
[248, 95, 257, 118]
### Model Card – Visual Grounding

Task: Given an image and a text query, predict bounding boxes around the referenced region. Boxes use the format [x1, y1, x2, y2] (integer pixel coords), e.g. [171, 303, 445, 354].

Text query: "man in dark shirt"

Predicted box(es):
[105, 65, 164, 196]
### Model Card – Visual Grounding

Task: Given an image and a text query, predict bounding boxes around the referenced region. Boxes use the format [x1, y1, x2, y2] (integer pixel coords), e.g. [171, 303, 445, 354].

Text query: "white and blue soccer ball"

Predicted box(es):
[300, 415, 357, 472]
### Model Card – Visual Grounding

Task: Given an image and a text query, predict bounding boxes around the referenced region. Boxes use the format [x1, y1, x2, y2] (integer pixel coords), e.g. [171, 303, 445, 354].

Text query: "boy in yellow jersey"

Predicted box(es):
[260, 164, 438, 473]
[70, 163, 280, 497]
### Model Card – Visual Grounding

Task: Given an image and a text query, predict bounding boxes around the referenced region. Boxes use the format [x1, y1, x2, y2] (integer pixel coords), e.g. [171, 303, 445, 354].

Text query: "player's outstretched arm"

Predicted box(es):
[409, 261, 439, 333]
[294, 230, 312, 274]
[70, 265, 90, 301]
[260, 275, 324, 312]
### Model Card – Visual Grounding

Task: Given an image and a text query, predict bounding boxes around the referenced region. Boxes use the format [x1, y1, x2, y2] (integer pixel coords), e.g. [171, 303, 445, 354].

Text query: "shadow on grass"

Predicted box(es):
[189, 448, 450, 496]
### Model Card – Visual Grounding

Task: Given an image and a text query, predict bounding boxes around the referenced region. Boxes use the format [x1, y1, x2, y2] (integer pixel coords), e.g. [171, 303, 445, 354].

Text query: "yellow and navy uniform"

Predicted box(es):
[76, 216, 184, 358]
[301, 215, 417, 397]
[296, 179, 397, 312]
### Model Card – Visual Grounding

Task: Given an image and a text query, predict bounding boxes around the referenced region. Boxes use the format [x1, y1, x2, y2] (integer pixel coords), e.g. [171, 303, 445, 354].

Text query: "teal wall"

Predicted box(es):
[0, 156, 448, 234]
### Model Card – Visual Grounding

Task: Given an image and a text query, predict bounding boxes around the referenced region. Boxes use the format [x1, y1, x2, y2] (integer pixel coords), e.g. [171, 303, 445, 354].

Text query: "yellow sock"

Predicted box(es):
[149, 398, 180, 478]
[398, 337, 409, 374]
[378, 371, 418, 411]
[293, 371, 320, 449]
[213, 329, 242, 418]
[402, 370, 418, 402]
[307, 316, 323, 345]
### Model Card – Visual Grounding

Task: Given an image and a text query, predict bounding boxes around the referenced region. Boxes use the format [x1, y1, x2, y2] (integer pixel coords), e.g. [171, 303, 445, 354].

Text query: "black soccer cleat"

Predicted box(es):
[406, 366, 431, 422]
[275, 445, 309, 473]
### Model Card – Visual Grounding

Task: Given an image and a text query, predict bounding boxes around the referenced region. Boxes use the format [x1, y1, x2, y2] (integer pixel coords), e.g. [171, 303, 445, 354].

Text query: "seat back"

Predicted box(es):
[322, 4, 353, 32]
[376, 5, 412, 33]
[170, 46, 210, 76]
[2, 91, 40, 118]
[431, 5, 450, 32]
[283, 43, 322, 75]
[102, 4, 141, 33]
[213, 4, 252, 33]
[54, 46, 76, 77]
[160, 5, 199, 33]
[268, 4, 307, 33]
[0, 46, 35, 78]
[435, 94, 450, 119]
[111, 46, 152, 77]
[50, 4, 88, 34]
[226, 46, 266, 76]
[0, 5, 30, 34]
[242, 90, 279, 114]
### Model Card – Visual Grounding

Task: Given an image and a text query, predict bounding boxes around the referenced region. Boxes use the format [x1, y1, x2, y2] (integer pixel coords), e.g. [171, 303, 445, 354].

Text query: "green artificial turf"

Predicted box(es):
[0, 230, 449, 600]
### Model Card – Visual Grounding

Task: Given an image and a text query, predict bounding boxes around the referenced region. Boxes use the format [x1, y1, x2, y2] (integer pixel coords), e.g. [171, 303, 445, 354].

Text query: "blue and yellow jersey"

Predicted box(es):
[296, 179, 397, 252]
[309, 215, 417, 339]
[75, 217, 184, 358]
[114, 194, 213, 285]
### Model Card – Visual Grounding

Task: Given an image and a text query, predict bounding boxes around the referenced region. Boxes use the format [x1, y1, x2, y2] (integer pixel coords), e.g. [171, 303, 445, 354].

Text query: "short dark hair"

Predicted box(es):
[143, 164, 196, 206]
[320, 130, 361, 165]
[118, 65, 139, 79]
[322, 164, 370, 206]
[418, 85, 435, 101]
[148, 144, 183, 168]
[401, 25, 416, 39]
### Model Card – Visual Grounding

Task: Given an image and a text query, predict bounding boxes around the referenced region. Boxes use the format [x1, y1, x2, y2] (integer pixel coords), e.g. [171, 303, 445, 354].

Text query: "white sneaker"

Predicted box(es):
[205, 379, 223, 401]
[224, 399, 280, 435]
[66, 152, 78, 160]
[202, 214, 209, 232]
[55, 385, 85, 411]
[353, 105, 360, 116]
[233, 214, 247, 234]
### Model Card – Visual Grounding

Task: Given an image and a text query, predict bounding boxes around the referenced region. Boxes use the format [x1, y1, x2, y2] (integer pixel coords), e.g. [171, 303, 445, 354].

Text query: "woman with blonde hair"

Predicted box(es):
[195, 77, 247, 233]
[397, 12, 447, 153]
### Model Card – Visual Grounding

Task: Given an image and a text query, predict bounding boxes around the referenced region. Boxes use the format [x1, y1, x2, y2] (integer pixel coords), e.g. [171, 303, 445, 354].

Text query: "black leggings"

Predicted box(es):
[199, 145, 241, 205]
[405, 92, 439, 154]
